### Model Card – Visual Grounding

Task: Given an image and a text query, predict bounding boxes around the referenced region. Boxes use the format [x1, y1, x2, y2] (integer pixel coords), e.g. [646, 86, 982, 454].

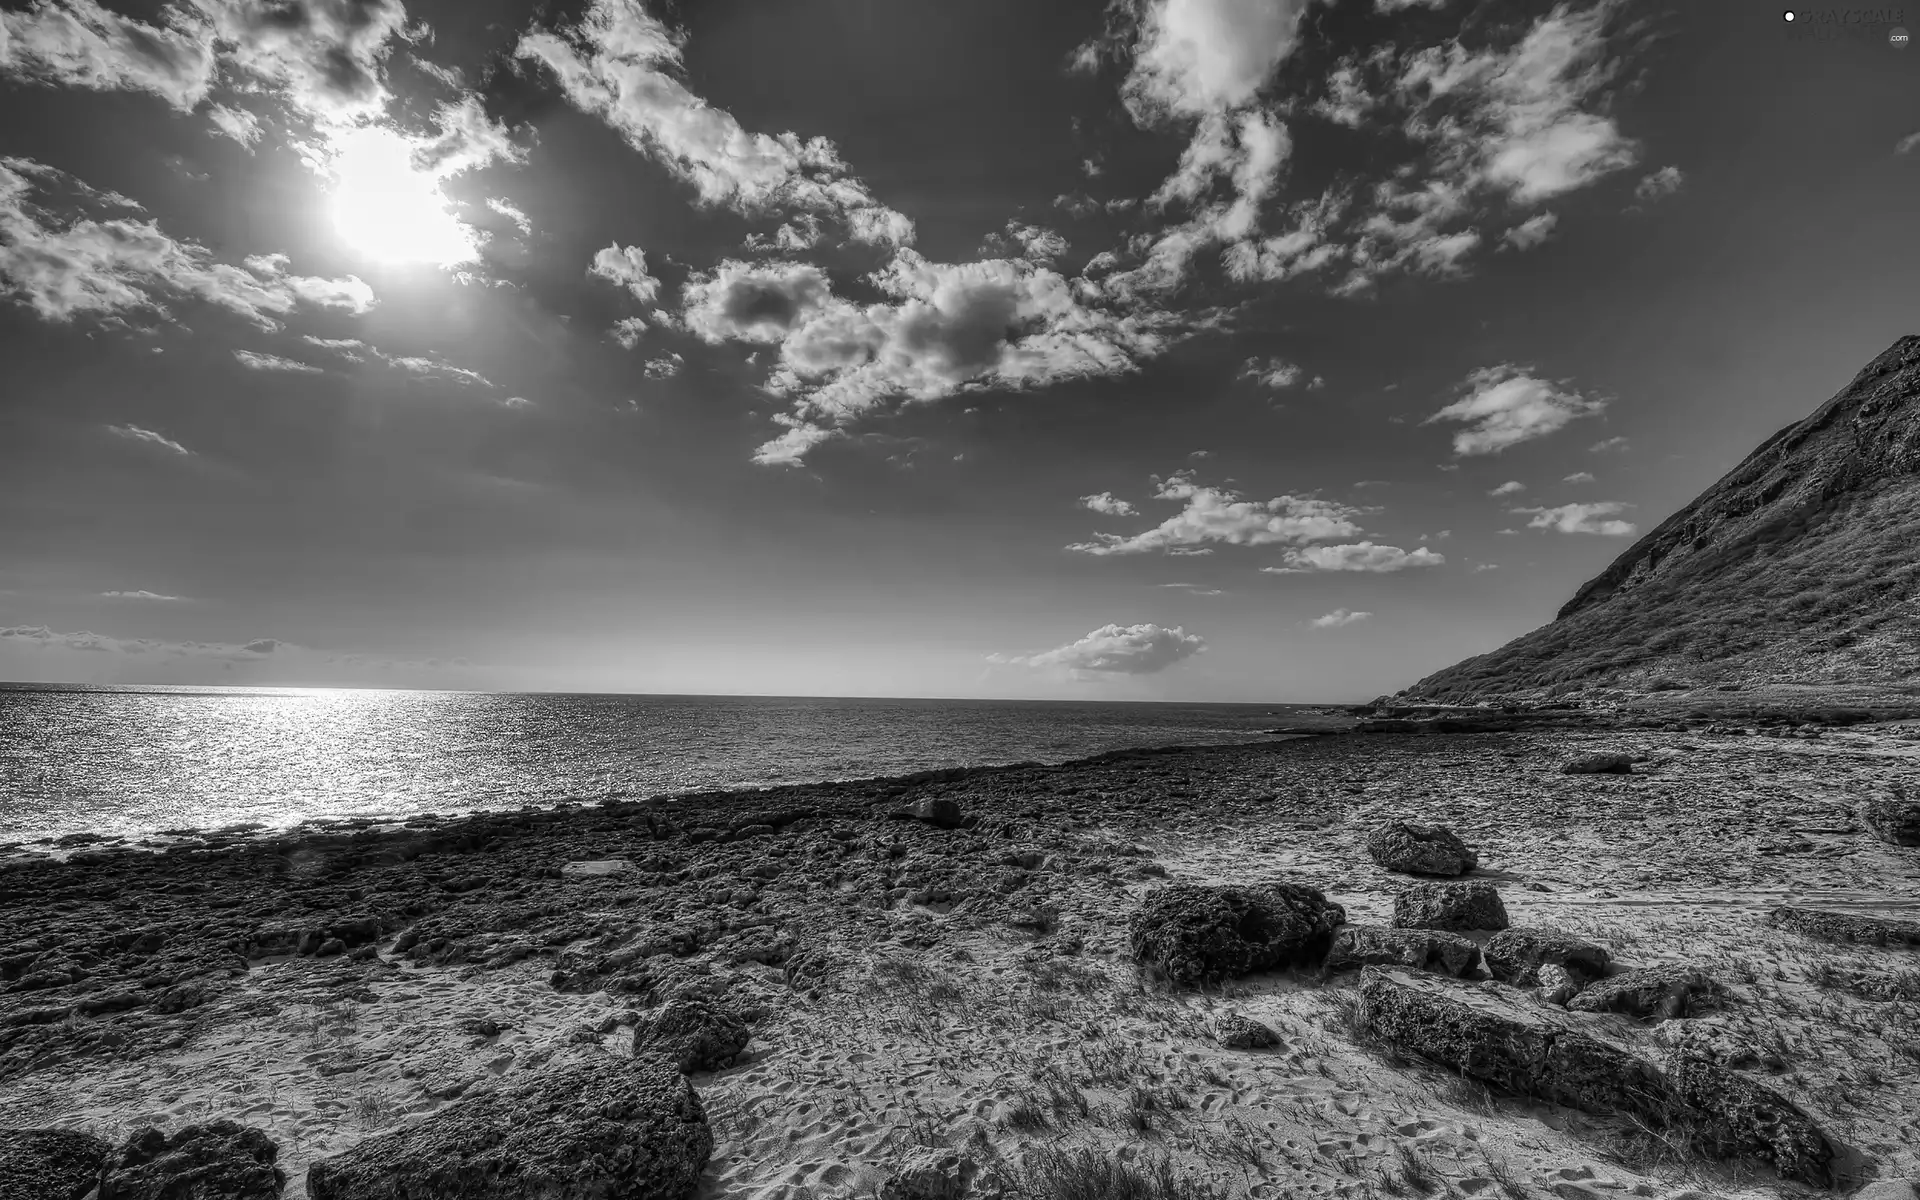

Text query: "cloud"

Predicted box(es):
[1589, 435, 1629, 452]
[302, 335, 367, 362]
[0, 624, 463, 679]
[1501, 211, 1557, 249]
[1267, 542, 1446, 572]
[486, 197, 532, 235]
[206, 103, 263, 147]
[1897, 131, 1920, 156]
[1514, 501, 1636, 535]
[0, 0, 218, 111]
[1426, 364, 1604, 455]
[1158, 582, 1223, 595]
[1118, 0, 1313, 122]
[611, 316, 648, 349]
[1488, 480, 1525, 496]
[1309, 608, 1371, 628]
[1069, 475, 1363, 555]
[299, 333, 494, 388]
[100, 590, 188, 601]
[1080, 491, 1138, 516]
[980, 221, 1070, 265]
[517, 0, 913, 246]
[387, 355, 490, 387]
[588, 241, 660, 302]
[1375, 0, 1449, 10]
[1, 158, 374, 327]
[105, 423, 191, 455]
[1563, 470, 1594, 483]
[233, 348, 322, 373]
[1632, 165, 1684, 203]
[681, 250, 1213, 463]
[195, 0, 410, 122]
[643, 353, 683, 378]
[989, 622, 1206, 675]
[1241, 355, 1304, 388]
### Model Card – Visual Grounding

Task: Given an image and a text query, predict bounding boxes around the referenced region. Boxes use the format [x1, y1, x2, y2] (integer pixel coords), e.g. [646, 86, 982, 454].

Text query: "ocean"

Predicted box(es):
[0, 684, 1326, 845]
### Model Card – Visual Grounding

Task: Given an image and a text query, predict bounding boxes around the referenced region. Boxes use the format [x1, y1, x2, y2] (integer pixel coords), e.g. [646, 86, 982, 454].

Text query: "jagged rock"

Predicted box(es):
[1861, 795, 1920, 846]
[905, 798, 964, 829]
[98, 1121, 284, 1199]
[880, 1147, 973, 1200]
[632, 994, 750, 1074]
[1128, 883, 1346, 987]
[1324, 926, 1481, 977]
[1357, 968, 1835, 1186]
[1566, 965, 1726, 1020]
[1534, 964, 1581, 1006]
[304, 1052, 712, 1200]
[1365, 823, 1478, 876]
[1390, 881, 1509, 933]
[1563, 753, 1633, 775]
[1767, 905, 1920, 947]
[0, 1128, 112, 1200]
[1211, 1011, 1280, 1049]
[1483, 927, 1611, 984]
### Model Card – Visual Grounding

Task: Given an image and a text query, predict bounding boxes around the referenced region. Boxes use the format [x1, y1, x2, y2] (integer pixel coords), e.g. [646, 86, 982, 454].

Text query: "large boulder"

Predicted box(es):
[632, 994, 751, 1074]
[0, 1128, 112, 1200]
[1356, 968, 1834, 1186]
[1390, 881, 1509, 933]
[1128, 883, 1346, 987]
[1482, 927, 1611, 984]
[1365, 823, 1477, 877]
[98, 1122, 284, 1200]
[1566, 965, 1727, 1021]
[1324, 926, 1481, 977]
[1210, 1011, 1281, 1049]
[305, 1052, 712, 1200]
[1767, 905, 1920, 948]
[1861, 795, 1920, 846]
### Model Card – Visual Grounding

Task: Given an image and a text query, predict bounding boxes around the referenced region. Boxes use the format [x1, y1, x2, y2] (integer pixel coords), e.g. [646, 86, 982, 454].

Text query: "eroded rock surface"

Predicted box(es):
[1128, 883, 1345, 986]
[1390, 881, 1510, 933]
[1325, 925, 1481, 977]
[1364, 822, 1477, 877]
[1482, 927, 1611, 984]
[0, 1128, 111, 1200]
[98, 1121, 284, 1200]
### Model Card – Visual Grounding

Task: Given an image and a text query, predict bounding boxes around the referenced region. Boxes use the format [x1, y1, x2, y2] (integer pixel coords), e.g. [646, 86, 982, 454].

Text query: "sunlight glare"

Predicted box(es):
[326, 125, 478, 267]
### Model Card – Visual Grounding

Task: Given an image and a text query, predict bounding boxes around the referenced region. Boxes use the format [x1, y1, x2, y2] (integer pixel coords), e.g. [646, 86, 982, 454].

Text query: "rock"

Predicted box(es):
[1128, 883, 1346, 987]
[1356, 968, 1835, 1186]
[1767, 905, 1920, 948]
[1324, 926, 1481, 977]
[1860, 795, 1920, 846]
[1390, 881, 1509, 933]
[1483, 927, 1611, 984]
[1851, 1182, 1920, 1200]
[1534, 963, 1581, 1006]
[632, 994, 750, 1074]
[880, 1147, 972, 1200]
[1563, 753, 1633, 774]
[560, 860, 632, 878]
[1211, 1011, 1281, 1049]
[99, 1121, 284, 1200]
[0, 1128, 113, 1200]
[908, 798, 964, 829]
[305, 1052, 711, 1200]
[1566, 965, 1726, 1020]
[1365, 822, 1478, 877]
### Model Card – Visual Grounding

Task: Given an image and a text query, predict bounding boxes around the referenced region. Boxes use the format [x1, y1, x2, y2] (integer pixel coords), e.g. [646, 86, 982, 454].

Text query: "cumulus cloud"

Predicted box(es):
[1489, 480, 1526, 496]
[588, 241, 659, 302]
[100, 590, 188, 601]
[980, 221, 1070, 265]
[105, 423, 191, 455]
[680, 250, 1211, 463]
[0, 0, 217, 111]
[1118, 0, 1313, 122]
[1632, 165, 1684, 203]
[1069, 474, 1363, 555]
[1080, 491, 1138, 516]
[1267, 542, 1446, 572]
[1426, 364, 1604, 455]
[643, 352, 682, 378]
[517, 0, 913, 246]
[1514, 501, 1636, 535]
[233, 348, 321, 373]
[206, 103, 263, 147]
[1501, 211, 1557, 249]
[1, 158, 374, 327]
[989, 622, 1206, 675]
[196, 0, 410, 122]
[1310, 608, 1371, 628]
[1241, 355, 1304, 388]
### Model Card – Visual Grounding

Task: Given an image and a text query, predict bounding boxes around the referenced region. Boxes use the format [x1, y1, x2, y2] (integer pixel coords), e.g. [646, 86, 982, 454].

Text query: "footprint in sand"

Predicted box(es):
[1393, 1118, 1439, 1136]
[1457, 1178, 1496, 1195]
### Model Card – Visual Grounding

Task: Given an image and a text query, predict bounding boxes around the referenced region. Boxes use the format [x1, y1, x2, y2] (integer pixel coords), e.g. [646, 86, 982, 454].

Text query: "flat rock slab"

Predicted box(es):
[305, 1051, 711, 1200]
[1483, 927, 1611, 985]
[1391, 880, 1510, 933]
[1358, 967, 1836, 1187]
[1325, 925, 1481, 977]
[1768, 905, 1920, 948]
[0, 1128, 112, 1200]
[560, 860, 633, 878]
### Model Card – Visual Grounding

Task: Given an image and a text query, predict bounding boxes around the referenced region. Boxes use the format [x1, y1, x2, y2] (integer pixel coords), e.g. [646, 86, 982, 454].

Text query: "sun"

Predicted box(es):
[326, 126, 478, 267]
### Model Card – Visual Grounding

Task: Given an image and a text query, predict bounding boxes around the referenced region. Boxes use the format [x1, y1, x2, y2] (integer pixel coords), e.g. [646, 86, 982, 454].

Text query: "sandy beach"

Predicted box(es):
[4, 719, 1919, 1199]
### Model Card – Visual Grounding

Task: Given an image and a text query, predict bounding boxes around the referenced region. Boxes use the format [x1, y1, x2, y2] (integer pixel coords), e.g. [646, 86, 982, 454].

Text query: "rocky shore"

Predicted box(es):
[4, 718, 1919, 1199]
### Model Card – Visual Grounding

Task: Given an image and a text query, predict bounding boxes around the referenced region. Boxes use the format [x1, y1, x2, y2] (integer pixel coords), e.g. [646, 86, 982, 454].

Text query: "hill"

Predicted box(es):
[1407, 335, 1920, 702]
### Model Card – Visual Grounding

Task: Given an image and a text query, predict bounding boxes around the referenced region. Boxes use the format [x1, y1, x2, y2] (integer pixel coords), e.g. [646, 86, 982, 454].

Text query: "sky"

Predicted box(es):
[0, 0, 1914, 701]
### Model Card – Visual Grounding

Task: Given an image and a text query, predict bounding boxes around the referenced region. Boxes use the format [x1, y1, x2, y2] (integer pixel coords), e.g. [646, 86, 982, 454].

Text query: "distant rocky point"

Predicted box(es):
[1407, 335, 1920, 703]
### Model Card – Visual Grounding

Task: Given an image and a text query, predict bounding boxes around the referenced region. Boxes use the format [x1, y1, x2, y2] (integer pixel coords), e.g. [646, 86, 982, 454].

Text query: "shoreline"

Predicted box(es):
[4, 725, 1919, 1198]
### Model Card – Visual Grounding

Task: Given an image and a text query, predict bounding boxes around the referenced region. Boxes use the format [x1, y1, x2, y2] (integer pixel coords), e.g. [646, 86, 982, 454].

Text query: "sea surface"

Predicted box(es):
[0, 684, 1329, 845]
